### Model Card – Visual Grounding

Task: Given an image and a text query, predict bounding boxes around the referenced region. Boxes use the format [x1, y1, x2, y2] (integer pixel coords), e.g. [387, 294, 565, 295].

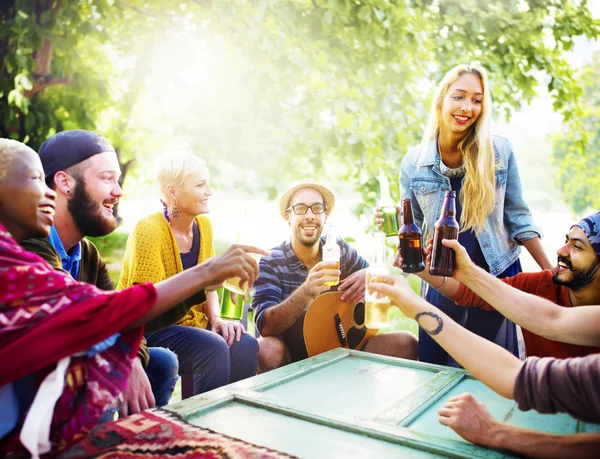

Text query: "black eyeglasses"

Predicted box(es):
[287, 203, 326, 215]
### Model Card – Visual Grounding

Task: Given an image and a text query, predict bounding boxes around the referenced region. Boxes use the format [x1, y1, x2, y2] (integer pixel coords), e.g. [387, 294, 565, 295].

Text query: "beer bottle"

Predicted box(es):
[365, 232, 391, 328]
[322, 224, 340, 286]
[398, 198, 425, 273]
[378, 173, 399, 237]
[429, 191, 460, 277]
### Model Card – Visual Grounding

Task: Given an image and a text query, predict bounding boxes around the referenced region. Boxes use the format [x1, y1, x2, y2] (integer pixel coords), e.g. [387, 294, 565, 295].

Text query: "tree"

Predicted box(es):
[0, 0, 210, 221]
[0, 1, 119, 146]
[0, 0, 154, 222]
[2, 1, 599, 221]
[121, 0, 599, 214]
[551, 50, 600, 215]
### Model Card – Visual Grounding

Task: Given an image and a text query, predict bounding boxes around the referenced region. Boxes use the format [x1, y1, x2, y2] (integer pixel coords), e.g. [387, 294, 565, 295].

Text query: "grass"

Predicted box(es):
[87, 232, 129, 287]
[87, 231, 129, 255]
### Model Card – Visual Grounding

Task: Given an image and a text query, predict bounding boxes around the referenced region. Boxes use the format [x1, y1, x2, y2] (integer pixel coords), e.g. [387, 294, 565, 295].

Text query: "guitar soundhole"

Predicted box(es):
[354, 302, 365, 326]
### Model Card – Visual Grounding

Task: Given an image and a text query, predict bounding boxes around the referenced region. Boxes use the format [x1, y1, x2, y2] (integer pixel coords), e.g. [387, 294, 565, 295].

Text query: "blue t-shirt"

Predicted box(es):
[47, 228, 120, 354]
[48, 226, 81, 279]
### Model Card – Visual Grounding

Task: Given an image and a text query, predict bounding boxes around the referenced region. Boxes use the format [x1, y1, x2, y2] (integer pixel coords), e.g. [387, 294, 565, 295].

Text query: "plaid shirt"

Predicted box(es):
[252, 236, 368, 361]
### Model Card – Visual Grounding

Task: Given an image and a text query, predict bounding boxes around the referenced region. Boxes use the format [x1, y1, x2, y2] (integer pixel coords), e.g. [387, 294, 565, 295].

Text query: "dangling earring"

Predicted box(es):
[171, 200, 180, 219]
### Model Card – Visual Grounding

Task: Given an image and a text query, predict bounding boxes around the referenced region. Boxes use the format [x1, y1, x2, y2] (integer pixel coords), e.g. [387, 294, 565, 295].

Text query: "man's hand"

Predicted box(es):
[374, 205, 401, 232]
[392, 247, 403, 270]
[438, 239, 475, 282]
[120, 358, 155, 417]
[302, 261, 341, 299]
[339, 268, 366, 303]
[393, 243, 430, 278]
[200, 244, 270, 290]
[438, 393, 501, 448]
[420, 237, 475, 282]
[230, 289, 249, 305]
[413, 237, 435, 273]
[211, 317, 246, 347]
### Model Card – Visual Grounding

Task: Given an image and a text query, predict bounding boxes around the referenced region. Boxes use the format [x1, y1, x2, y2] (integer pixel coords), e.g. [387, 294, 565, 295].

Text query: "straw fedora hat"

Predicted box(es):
[279, 179, 335, 219]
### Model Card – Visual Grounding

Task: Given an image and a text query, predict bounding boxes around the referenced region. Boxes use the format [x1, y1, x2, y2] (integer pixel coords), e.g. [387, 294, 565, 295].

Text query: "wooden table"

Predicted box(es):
[166, 348, 600, 458]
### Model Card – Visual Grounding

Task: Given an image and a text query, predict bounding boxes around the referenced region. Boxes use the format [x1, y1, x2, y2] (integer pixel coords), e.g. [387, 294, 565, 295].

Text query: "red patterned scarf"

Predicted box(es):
[0, 224, 157, 454]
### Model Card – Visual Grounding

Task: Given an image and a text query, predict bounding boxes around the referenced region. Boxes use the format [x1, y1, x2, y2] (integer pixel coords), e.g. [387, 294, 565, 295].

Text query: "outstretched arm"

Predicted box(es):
[502, 140, 552, 272]
[126, 244, 267, 330]
[370, 275, 522, 399]
[446, 239, 600, 347]
[439, 393, 600, 458]
[521, 236, 553, 271]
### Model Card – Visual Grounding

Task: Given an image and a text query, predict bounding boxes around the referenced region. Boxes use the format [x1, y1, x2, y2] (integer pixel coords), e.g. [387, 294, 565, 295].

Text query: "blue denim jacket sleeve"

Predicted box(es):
[500, 138, 543, 242]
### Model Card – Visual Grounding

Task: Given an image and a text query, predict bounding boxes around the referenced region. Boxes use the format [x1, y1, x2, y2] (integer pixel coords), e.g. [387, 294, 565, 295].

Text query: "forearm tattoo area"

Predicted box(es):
[415, 311, 444, 335]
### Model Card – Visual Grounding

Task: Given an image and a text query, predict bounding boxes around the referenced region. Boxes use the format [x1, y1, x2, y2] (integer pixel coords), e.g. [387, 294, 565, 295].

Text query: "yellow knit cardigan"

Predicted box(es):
[117, 211, 214, 329]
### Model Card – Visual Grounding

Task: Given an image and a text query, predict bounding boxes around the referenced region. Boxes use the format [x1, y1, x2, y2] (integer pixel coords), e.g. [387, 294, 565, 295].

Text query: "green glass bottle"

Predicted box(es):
[378, 173, 399, 237]
[220, 289, 244, 321]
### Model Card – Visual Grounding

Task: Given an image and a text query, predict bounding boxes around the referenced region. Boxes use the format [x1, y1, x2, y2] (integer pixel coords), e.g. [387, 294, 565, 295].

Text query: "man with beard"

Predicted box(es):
[252, 180, 418, 372]
[20, 130, 178, 419]
[411, 210, 600, 359]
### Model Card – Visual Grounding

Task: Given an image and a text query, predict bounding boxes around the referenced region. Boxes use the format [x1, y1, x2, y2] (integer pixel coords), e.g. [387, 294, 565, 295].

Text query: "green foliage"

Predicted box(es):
[384, 305, 419, 336]
[88, 231, 129, 286]
[115, 0, 599, 214]
[551, 50, 600, 214]
[0, 1, 119, 147]
[1, 0, 598, 219]
[87, 231, 129, 257]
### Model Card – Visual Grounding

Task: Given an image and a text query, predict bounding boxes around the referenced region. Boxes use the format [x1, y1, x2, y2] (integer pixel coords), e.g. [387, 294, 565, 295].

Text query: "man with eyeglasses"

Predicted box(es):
[251, 179, 418, 372]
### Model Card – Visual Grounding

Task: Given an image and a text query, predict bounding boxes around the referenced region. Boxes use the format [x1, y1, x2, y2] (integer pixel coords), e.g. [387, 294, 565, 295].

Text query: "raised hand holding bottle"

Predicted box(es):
[398, 197, 425, 273]
[429, 191, 459, 277]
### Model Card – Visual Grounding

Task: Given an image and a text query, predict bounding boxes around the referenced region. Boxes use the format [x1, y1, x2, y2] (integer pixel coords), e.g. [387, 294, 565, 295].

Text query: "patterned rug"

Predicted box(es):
[60, 408, 297, 458]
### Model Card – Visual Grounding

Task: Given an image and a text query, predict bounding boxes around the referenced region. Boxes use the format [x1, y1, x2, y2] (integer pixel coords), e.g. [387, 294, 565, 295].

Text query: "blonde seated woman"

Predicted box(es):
[119, 153, 258, 396]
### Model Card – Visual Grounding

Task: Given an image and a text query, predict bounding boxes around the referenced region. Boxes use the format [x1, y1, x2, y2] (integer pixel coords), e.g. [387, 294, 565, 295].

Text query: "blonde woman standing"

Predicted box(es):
[119, 153, 259, 396]
[398, 64, 552, 366]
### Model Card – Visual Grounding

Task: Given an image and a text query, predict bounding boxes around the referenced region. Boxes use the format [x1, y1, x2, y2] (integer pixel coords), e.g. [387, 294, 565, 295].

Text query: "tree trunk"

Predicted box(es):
[22, 0, 71, 99]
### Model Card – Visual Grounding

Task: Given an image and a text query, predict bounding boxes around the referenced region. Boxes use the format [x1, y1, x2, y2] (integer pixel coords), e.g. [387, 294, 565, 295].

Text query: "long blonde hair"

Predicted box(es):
[419, 64, 495, 234]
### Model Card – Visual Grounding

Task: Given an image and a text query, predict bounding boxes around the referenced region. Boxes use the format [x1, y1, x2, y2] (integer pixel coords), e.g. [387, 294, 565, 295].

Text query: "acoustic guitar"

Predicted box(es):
[303, 291, 379, 357]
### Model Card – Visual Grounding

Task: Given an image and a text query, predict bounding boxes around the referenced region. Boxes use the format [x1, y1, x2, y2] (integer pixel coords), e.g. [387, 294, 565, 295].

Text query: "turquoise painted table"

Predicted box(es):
[166, 349, 600, 458]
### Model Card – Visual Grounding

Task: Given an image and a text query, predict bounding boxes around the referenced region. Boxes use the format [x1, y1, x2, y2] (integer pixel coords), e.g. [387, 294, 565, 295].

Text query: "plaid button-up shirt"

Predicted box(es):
[252, 236, 368, 361]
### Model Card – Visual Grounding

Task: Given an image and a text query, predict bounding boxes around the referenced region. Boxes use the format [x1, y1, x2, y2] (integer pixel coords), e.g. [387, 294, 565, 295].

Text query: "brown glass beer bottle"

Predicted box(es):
[429, 191, 459, 277]
[398, 198, 425, 273]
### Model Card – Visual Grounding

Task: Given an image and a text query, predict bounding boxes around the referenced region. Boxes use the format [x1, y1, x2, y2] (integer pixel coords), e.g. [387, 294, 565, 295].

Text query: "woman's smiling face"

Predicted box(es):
[174, 165, 213, 217]
[439, 72, 484, 137]
[0, 141, 57, 242]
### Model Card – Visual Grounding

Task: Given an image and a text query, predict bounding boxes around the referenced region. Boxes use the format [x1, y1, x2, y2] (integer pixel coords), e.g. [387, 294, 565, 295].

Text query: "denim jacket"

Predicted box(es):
[399, 135, 542, 275]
